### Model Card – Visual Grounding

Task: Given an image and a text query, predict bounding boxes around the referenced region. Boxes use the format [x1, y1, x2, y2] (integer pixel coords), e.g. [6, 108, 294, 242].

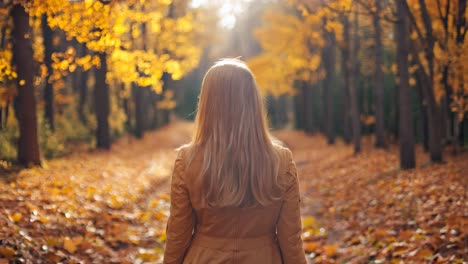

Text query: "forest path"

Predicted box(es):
[0, 122, 466, 263]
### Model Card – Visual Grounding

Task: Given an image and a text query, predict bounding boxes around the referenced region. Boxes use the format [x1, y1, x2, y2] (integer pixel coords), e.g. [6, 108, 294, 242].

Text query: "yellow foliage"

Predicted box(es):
[18, 0, 203, 100]
[157, 90, 177, 110]
[405, 0, 468, 110]
[248, 1, 336, 96]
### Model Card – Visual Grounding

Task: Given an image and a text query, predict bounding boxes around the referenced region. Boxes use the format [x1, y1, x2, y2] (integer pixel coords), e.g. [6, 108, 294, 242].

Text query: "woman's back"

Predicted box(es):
[162, 59, 307, 264]
[164, 144, 307, 264]
[182, 144, 293, 237]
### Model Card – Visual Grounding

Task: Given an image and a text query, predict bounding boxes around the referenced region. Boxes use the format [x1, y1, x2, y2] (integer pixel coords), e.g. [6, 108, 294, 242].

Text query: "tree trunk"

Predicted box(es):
[0, 102, 7, 129]
[77, 43, 89, 124]
[0, 27, 5, 129]
[78, 65, 89, 124]
[324, 30, 336, 144]
[267, 96, 278, 128]
[439, 1, 453, 146]
[41, 14, 55, 131]
[303, 82, 315, 133]
[71, 39, 81, 93]
[348, 11, 361, 153]
[161, 72, 171, 126]
[461, 118, 467, 147]
[150, 92, 160, 129]
[453, 0, 467, 153]
[427, 103, 443, 161]
[373, 0, 385, 148]
[393, 83, 400, 142]
[409, 44, 443, 162]
[396, 0, 416, 169]
[94, 52, 111, 149]
[13, 4, 41, 166]
[415, 71, 429, 151]
[4, 103, 8, 129]
[278, 95, 288, 128]
[406, 0, 443, 162]
[417, 0, 435, 81]
[0, 107, 3, 129]
[122, 83, 131, 132]
[132, 83, 144, 138]
[341, 16, 351, 144]
[421, 104, 429, 151]
[0, 103, 9, 129]
[294, 82, 305, 130]
[132, 18, 150, 136]
[453, 115, 460, 154]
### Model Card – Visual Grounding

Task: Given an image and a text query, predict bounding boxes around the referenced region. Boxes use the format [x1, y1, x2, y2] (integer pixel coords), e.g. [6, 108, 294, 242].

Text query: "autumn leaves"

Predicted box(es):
[1, 1, 203, 166]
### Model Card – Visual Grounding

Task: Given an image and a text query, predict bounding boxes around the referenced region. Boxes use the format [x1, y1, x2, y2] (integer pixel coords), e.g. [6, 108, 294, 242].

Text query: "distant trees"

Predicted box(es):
[249, 0, 468, 169]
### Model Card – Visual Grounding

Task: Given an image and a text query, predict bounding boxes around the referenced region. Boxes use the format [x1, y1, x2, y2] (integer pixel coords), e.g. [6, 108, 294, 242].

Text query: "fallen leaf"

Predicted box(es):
[324, 244, 337, 257]
[0, 247, 15, 259]
[10, 213, 23, 223]
[63, 237, 83, 254]
[304, 242, 320, 253]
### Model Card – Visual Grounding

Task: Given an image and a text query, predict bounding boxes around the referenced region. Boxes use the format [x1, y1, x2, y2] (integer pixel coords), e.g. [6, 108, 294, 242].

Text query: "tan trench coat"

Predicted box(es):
[163, 145, 307, 264]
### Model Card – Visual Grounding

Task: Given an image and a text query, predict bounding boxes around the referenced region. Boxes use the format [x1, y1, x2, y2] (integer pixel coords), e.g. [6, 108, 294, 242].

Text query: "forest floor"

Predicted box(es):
[0, 121, 466, 263]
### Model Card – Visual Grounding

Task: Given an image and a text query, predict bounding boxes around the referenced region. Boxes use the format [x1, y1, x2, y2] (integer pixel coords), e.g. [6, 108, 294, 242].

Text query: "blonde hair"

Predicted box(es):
[186, 58, 281, 207]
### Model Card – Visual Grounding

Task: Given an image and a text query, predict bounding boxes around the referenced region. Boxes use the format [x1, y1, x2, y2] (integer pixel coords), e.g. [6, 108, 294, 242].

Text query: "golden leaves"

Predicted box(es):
[248, 2, 330, 96]
[157, 90, 177, 110]
[108, 41, 198, 92]
[0, 45, 15, 108]
[5, 0, 202, 107]
[0, 50, 16, 81]
[108, 49, 165, 90]
[324, 20, 342, 36]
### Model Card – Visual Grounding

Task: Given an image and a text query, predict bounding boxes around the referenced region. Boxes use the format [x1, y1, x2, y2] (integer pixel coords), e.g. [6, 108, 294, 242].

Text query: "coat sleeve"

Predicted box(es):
[163, 149, 196, 264]
[277, 149, 308, 264]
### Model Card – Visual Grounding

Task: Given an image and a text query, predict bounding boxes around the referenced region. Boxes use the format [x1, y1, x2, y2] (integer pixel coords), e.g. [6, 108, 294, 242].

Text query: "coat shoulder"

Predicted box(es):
[272, 142, 293, 163]
[272, 143, 298, 191]
[175, 144, 191, 159]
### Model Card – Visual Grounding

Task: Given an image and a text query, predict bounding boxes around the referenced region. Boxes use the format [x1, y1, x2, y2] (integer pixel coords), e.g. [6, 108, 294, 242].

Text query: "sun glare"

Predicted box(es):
[190, 0, 253, 29]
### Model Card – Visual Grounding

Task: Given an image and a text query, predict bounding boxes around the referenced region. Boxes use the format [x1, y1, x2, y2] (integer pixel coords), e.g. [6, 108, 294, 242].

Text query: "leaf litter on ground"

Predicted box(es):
[0, 122, 466, 263]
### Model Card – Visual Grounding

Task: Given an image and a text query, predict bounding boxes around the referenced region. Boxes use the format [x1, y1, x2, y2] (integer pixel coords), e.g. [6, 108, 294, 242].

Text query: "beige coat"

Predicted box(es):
[163, 145, 307, 264]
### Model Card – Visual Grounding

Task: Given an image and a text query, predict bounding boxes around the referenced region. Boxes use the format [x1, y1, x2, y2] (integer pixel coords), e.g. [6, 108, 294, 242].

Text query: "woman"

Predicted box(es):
[163, 58, 307, 264]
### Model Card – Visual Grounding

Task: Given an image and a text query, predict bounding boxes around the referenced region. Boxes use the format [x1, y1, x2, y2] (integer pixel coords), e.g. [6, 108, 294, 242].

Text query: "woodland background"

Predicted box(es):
[0, 0, 466, 263]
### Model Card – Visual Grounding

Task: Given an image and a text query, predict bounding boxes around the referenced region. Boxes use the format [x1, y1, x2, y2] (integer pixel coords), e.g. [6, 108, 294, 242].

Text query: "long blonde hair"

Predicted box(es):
[187, 58, 281, 207]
